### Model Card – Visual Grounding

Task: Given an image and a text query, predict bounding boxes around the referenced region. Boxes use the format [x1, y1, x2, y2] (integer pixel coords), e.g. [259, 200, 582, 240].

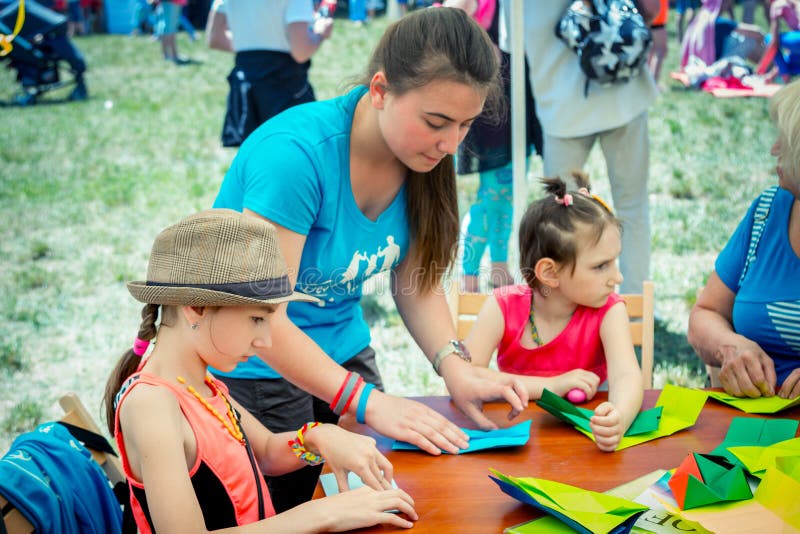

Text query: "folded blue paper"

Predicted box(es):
[319, 471, 398, 496]
[392, 419, 532, 453]
[319, 472, 400, 513]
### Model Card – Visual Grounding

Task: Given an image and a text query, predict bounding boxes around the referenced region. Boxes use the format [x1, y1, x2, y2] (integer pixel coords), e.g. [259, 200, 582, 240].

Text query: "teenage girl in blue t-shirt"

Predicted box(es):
[689, 79, 800, 401]
[213, 7, 528, 511]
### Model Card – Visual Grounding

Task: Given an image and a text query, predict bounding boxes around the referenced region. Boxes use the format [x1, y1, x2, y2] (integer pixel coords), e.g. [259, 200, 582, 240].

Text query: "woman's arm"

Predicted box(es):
[241, 210, 465, 456]
[392, 255, 528, 430]
[688, 271, 776, 397]
[286, 19, 333, 64]
[205, 6, 233, 52]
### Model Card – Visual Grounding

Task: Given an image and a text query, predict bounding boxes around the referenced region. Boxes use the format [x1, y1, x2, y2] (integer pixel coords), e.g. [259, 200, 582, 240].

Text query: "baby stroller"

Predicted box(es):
[0, 0, 88, 105]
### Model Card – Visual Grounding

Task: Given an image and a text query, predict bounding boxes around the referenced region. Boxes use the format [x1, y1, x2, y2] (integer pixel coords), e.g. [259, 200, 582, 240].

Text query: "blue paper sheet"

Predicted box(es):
[392, 419, 532, 453]
[319, 471, 398, 496]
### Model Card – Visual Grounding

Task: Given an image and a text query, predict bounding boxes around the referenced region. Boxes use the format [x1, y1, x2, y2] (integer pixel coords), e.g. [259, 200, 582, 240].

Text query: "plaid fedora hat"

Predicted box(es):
[127, 209, 319, 307]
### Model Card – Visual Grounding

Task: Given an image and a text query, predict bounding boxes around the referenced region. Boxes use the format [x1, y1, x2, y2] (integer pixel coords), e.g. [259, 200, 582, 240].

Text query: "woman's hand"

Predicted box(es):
[364, 390, 469, 455]
[717, 338, 777, 397]
[444, 363, 529, 430]
[589, 402, 623, 452]
[306, 485, 418, 531]
[548, 370, 601, 399]
[778, 368, 800, 399]
[303, 424, 394, 492]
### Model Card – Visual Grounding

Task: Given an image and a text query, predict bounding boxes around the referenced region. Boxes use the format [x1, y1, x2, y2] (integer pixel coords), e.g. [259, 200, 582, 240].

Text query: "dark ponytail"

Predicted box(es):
[103, 303, 159, 435]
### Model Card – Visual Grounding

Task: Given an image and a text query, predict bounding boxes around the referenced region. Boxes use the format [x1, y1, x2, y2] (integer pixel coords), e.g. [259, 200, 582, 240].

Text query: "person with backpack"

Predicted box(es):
[506, 0, 659, 295]
[688, 79, 800, 401]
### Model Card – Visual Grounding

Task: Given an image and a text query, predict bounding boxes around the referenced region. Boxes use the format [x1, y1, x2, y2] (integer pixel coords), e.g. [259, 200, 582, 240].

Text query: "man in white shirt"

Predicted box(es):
[206, 0, 333, 147]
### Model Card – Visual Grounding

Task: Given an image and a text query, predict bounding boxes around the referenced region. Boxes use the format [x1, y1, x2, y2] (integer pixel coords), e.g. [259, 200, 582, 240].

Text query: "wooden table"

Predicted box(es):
[314, 390, 800, 533]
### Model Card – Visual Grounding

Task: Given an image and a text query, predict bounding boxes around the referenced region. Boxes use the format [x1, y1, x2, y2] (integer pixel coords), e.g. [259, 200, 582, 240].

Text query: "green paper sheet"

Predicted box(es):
[490, 469, 647, 534]
[776, 455, 800, 480]
[547, 385, 707, 451]
[711, 417, 799, 464]
[536, 388, 662, 436]
[727, 437, 800, 477]
[707, 390, 800, 414]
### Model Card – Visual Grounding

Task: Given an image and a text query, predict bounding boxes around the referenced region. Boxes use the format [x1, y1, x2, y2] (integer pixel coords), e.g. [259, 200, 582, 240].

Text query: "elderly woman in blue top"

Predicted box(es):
[689, 79, 800, 401]
[213, 8, 527, 511]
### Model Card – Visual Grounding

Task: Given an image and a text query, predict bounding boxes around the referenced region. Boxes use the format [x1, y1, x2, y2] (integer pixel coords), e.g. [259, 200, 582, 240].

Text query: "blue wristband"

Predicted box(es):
[356, 383, 375, 425]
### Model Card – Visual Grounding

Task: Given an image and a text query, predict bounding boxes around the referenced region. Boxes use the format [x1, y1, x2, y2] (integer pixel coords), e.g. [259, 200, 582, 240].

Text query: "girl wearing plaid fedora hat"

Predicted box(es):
[104, 209, 418, 533]
[213, 7, 528, 510]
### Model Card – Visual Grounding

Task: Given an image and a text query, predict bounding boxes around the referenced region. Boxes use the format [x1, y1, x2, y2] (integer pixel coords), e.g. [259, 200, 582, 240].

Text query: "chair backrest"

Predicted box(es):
[448, 281, 655, 388]
[0, 393, 126, 534]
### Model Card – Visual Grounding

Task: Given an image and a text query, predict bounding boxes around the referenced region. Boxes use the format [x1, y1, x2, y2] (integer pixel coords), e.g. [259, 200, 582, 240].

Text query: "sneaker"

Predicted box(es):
[69, 82, 89, 101]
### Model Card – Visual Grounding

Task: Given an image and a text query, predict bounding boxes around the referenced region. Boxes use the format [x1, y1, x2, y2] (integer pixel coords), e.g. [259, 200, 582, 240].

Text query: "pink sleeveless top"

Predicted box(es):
[473, 0, 496, 30]
[493, 285, 622, 383]
[114, 372, 275, 532]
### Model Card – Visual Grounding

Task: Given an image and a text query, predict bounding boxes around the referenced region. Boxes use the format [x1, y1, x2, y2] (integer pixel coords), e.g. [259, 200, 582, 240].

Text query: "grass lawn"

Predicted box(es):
[0, 12, 780, 448]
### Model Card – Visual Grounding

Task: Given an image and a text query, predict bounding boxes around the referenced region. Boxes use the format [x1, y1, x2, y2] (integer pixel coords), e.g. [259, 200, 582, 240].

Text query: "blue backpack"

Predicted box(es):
[555, 0, 652, 95]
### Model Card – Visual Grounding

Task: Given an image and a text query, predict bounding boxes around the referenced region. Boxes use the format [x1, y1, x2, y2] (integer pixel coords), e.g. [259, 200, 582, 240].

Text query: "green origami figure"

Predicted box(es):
[667, 453, 753, 510]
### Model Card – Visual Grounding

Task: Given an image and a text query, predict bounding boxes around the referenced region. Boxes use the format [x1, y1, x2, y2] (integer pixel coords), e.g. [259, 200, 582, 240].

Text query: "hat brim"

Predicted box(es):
[126, 281, 321, 307]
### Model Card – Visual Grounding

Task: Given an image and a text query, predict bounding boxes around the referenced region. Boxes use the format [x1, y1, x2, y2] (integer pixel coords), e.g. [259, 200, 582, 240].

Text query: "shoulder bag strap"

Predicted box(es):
[738, 186, 779, 286]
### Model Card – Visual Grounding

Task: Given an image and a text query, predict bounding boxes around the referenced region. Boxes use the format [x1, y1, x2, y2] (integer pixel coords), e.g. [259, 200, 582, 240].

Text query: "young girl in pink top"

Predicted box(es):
[466, 174, 644, 452]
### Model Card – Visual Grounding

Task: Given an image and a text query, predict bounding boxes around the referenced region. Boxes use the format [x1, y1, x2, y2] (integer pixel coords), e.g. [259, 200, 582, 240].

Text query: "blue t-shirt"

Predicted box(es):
[213, 86, 410, 379]
[715, 187, 800, 384]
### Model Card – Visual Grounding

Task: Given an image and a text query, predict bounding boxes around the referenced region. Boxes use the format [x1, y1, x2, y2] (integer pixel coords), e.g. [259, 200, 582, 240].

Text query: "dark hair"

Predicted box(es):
[519, 172, 621, 289]
[361, 7, 501, 292]
[103, 303, 160, 435]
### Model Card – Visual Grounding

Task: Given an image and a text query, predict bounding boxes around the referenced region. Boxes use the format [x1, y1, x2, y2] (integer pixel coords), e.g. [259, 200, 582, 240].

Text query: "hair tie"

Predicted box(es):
[133, 338, 150, 356]
[555, 193, 573, 206]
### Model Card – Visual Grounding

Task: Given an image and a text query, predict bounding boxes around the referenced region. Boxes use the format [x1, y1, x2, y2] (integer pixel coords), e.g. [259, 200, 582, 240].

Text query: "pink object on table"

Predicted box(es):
[566, 388, 587, 403]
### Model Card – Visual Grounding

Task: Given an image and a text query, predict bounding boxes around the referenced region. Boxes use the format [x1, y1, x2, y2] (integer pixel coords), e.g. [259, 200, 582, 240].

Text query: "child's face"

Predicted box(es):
[199, 306, 275, 372]
[559, 225, 623, 308]
[375, 78, 485, 173]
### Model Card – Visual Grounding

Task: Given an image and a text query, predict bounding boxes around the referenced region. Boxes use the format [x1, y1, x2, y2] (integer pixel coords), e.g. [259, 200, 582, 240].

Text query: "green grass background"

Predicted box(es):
[0, 12, 779, 445]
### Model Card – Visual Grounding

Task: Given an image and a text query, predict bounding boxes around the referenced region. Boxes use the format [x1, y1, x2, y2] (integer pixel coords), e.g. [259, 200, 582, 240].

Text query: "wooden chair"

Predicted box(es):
[0, 393, 127, 534]
[448, 281, 656, 388]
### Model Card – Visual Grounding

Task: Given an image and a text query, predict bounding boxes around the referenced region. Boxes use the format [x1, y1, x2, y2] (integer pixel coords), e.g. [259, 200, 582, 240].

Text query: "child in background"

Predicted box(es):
[465, 174, 644, 452]
[445, 0, 543, 293]
[103, 209, 417, 532]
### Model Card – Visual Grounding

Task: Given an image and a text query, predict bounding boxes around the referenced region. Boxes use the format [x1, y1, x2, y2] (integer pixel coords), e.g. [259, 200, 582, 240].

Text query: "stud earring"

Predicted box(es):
[540, 285, 551, 297]
[191, 323, 199, 331]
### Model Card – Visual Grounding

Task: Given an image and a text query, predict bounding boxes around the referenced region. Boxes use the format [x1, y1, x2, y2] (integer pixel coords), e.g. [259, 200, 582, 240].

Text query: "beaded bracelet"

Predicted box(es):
[289, 422, 325, 466]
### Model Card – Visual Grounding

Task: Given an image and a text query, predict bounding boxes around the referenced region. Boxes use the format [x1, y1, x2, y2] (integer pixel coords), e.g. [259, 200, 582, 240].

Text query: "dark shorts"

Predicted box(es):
[214, 346, 384, 512]
[221, 50, 314, 147]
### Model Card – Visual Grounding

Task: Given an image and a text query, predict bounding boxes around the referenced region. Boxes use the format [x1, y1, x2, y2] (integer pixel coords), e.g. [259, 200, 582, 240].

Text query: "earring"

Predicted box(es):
[540, 285, 551, 298]
[191, 323, 199, 331]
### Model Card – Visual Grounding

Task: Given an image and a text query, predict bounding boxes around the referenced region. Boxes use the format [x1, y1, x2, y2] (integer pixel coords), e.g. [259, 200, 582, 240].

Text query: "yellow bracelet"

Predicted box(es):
[288, 422, 324, 466]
